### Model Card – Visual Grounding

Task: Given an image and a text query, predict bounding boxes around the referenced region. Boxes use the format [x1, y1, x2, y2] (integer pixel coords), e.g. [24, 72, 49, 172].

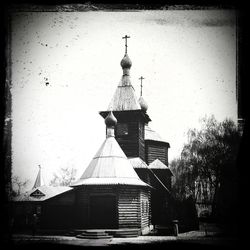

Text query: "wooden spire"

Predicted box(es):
[32, 165, 45, 189]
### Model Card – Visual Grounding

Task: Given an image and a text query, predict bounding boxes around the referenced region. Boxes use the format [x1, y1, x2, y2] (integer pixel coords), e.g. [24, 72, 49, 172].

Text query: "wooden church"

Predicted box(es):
[99, 35, 173, 227]
[12, 36, 173, 236]
[71, 111, 151, 234]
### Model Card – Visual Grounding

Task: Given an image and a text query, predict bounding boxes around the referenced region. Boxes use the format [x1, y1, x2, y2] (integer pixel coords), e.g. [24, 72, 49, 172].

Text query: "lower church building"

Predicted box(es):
[71, 111, 151, 234]
[12, 36, 173, 236]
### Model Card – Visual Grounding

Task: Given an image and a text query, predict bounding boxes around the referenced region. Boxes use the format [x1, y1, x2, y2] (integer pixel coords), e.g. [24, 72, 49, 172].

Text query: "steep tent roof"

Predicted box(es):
[107, 53, 141, 111]
[72, 111, 149, 187]
[71, 136, 148, 187]
[33, 165, 45, 189]
[108, 83, 141, 111]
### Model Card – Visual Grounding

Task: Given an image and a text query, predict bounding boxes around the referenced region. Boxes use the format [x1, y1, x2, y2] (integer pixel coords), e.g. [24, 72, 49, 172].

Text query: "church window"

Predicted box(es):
[116, 123, 129, 136]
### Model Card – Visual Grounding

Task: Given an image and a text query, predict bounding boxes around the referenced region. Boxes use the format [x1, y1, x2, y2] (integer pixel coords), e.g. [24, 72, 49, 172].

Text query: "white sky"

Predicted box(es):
[9, 9, 237, 190]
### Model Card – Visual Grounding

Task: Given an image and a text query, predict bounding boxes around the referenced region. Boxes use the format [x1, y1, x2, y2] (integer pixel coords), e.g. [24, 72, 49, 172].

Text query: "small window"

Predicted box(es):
[30, 189, 45, 198]
[116, 123, 128, 136]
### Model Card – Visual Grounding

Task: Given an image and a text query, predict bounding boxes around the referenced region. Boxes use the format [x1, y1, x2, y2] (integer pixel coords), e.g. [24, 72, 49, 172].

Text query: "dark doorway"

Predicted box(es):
[89, 195, 117, 229]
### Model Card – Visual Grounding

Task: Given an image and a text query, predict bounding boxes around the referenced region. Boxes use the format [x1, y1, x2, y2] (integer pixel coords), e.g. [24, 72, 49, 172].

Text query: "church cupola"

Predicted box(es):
[138, 76, 148, 113]
[120, 54, 132, 76]
[120, 35, 132, 71]
[105, 111, 117, 138]
[139, 96, 148, 112]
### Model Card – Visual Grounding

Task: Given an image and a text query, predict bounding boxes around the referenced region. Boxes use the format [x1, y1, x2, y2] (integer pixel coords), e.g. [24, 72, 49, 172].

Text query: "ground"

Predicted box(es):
[4, 230, 240, 249]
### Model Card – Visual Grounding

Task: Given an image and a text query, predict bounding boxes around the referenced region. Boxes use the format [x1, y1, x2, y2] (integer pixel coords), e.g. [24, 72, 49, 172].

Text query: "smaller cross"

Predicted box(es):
[38, 165, 41, 169]
[139, 76, 145, 97]
[122, 35, 130, 54]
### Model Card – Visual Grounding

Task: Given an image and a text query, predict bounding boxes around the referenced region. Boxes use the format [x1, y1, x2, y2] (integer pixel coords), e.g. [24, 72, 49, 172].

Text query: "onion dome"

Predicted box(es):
[120, 54, 132, 69]
[138, 96, 148, 112]
[105, 111, 117, 127]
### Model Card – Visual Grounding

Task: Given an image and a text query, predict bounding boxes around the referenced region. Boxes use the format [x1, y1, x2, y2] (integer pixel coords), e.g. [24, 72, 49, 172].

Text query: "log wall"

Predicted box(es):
[75, 186, 150, 230]
[146, 143, 169, 166]
[118, 186, 140, 228]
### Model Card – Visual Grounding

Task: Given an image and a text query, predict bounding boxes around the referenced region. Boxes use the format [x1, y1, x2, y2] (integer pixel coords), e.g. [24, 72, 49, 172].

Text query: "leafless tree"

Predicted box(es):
[50, 167, 77, 186]
[11, 175, 29, 197]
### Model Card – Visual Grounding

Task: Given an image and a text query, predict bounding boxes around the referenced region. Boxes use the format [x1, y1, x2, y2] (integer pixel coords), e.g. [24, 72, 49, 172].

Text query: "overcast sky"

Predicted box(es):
[9, 9, 237, 190]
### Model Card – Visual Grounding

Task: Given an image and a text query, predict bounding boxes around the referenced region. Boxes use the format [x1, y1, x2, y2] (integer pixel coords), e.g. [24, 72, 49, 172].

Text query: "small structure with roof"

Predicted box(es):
[71, 111, 151, 234]
[12, 166, 75, 231]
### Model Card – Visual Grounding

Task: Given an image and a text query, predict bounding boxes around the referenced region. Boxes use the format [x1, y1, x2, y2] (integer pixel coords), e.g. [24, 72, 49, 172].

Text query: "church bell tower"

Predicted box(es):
[99, 35, 151, 161]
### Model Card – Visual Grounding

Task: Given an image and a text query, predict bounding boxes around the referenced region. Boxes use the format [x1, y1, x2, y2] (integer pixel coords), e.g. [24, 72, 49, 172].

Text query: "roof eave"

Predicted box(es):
[99, 110, 151, 123]
[145, 139, 170, 148]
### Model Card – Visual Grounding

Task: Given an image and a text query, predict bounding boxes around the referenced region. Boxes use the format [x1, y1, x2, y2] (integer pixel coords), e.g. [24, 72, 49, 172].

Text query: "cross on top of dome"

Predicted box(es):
[122, 35, 130, 55]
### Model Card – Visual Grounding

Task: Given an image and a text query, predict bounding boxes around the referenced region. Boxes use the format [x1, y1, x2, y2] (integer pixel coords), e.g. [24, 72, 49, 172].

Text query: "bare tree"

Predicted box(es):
[11, 175, 29, 197]
[50, 167, 77, 186]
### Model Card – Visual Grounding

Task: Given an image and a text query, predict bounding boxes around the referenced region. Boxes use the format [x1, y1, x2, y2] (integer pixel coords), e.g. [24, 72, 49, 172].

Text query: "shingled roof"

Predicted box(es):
[72, 136, 148, 187]
[13, 164, 73, 202]
[107, 53, 141, 111]
[13, 186, 72, 202]
[72, 112, 149, 187]
[149, 159, 173, 175]
[129, 157, 148, 169]
[145, 125, 170, 147]
[108, 83, 141, 111]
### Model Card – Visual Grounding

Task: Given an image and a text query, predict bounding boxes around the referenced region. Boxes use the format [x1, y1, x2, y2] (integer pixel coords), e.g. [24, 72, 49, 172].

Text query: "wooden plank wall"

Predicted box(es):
[116, 121, 139, 158]
[75, 186, 150, 230]
[146, 143, 168, 165]
[75, 186, 90, 228]
[41, 204, 74, 229]
[138, 122, 145, 161]
[118, 186, 141, 228]
[75, 186, 118, 228]
[46, 190, 75, 205]
[39, 191, 76, 229]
